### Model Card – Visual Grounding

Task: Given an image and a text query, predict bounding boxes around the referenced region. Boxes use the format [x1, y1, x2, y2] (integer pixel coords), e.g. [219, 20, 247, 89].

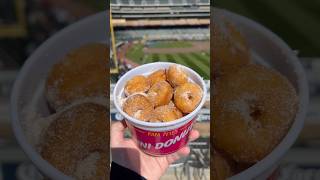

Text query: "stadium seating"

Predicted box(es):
[171, 0, 183, 4]
[200, 0, 208, 3]
[111, 0, 210, 19]
[159, 0, 169, 4]
[115, 27, 209, 41]
[121, 0, 130, 4]
[133, 0, 141, 4]
[111, 0, 210, 5]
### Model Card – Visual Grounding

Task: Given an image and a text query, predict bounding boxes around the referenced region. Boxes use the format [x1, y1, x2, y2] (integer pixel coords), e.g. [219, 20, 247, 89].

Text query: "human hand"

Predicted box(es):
[111, 121, 200, 180]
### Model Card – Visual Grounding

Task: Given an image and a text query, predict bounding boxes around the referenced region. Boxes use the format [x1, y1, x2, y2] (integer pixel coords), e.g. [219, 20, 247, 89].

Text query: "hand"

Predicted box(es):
[111, 121, 200, 180]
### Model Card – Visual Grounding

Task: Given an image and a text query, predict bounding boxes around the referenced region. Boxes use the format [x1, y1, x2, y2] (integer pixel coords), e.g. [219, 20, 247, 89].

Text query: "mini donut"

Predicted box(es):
[212, 17, 251, 79]
[40, 103, 108, 179]
[124, 75, 150, 96]
[94, 152, 108, 179]
[212, 150, 235, 180]
[166, 65, 189, 87]
[123, 94, 154, 122]
[74, 151, 108, 180]
[213, 64, 298, 163]
[154, 103, 183, 122]
[174, 82, 203, 113]
[147, 80, 173, 107]
[147, 69, 166, 86]
[45, 43, 108, 111]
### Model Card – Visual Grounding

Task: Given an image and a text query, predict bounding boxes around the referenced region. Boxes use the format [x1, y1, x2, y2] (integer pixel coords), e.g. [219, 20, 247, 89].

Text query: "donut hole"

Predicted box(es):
[248, 101, 263, 121]
[182, 91, 194, 101]
[249, 108, 261, 121]
[247, 103, 263, 130]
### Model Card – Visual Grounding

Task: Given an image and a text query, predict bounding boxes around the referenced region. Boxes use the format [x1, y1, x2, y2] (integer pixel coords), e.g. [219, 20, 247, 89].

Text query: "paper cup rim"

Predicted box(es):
[113, 62, 207, 129]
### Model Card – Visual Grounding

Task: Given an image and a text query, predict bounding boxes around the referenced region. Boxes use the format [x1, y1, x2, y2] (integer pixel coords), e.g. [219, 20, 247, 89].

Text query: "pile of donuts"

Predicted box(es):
[212, 17, 298, 179]
[39, 43, 109, 179]
[122, 65, 203, 122]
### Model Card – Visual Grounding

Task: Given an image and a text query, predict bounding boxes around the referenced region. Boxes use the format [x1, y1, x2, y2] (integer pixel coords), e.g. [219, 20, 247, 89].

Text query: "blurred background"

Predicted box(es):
[110, 0, 210, 179]
[0, 0, 104, 179]
[0, 0, 211, 179]
[215, 1, 320, 179]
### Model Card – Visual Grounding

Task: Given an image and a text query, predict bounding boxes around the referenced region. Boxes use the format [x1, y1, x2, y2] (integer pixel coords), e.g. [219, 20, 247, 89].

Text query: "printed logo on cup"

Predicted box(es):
[132, 119, 195, 155]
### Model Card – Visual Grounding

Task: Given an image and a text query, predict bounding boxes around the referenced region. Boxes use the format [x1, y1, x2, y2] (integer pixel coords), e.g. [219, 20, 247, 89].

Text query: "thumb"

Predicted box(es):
[111, 121, 126, 145]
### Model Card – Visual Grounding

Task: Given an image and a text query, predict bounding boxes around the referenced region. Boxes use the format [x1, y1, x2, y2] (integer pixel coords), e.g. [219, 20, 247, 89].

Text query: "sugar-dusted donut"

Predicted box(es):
[147, 80, 173, 107]
[40, 103, 108, 179]
[147, 69, 166, 86]
[123, 94, 154, 122]
[212, 150, 235, 180]
[166, 65, 188, 87]
[174, 82, 203, 113]
[213, 64, 298, 163]
[45, 43, 108, 111]
[124, 75, 150, 96]
[154, 102, 183, 122]
[74, 151, 108, 180]
[212, 17, 251, 79]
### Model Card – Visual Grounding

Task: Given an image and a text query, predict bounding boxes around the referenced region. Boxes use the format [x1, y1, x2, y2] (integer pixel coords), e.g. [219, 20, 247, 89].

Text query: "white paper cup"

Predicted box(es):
[214, 8, 309, 180]
[113, 62, 207, 156]
[10, 12, 108, 180]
